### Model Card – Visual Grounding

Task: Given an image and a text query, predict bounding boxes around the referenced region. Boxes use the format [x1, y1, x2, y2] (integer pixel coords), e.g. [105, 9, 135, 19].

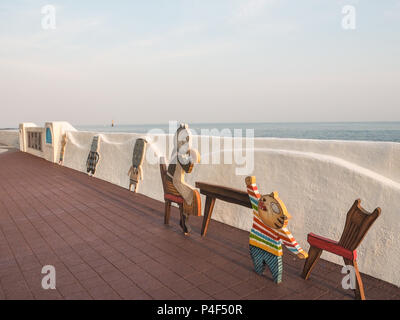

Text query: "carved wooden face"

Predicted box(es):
[176, 125, 193, 166]
[176, 127, 191, 152]
[258, 192, 291, 229]
[61, 134, 68, 146]
[90, 136, 100, 152]
[132, 138, 146, 167]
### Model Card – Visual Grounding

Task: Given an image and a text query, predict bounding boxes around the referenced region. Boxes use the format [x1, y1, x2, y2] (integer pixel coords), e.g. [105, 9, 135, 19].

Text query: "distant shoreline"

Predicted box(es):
[75, 122, 400, 143]
[2, 122, 400, 143]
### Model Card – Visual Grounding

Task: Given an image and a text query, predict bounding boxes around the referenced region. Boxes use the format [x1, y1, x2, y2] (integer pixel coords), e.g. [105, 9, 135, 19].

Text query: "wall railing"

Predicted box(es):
[27, 131, 42, 151]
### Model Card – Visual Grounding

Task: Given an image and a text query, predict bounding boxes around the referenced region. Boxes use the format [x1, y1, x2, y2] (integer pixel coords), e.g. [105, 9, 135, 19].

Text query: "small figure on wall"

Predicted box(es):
[127, 138, 147, 193]
[245, 176, 308, 283]
[166, 123, 201, 235]
[86, 135, 101, 176]
[59, 133, 67, 165]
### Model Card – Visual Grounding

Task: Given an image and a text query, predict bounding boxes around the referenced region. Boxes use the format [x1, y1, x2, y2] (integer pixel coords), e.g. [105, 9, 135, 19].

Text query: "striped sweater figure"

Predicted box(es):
[245, 176, 308, 283]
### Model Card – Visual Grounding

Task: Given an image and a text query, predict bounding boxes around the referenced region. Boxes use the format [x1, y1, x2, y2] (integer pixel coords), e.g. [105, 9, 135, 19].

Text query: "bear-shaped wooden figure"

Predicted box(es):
[245, 176, 308, 283]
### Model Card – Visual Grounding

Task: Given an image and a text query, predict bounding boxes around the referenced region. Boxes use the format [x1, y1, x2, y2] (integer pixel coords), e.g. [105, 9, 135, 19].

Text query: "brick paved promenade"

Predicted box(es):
[0, 148, 399, 300]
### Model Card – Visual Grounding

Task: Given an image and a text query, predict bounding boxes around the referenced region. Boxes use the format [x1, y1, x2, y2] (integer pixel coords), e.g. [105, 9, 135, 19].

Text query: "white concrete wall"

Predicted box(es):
[18, 122, 77, 162]
[252, 138, 400, 184]
[56, 130, 400, 287]
[0, 130, 19, 147]
[24, 127, 46, 159]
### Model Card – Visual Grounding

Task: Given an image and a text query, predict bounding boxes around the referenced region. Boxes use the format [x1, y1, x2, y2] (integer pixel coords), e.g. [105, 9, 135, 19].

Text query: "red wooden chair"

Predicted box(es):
[301, 199, 381, 300]
[159, 157, 185, 225]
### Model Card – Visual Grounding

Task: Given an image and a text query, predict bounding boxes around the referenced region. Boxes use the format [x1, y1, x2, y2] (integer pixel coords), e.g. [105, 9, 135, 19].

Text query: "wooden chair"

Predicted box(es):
[301, 199, 381, 300]
[159, 157, 185, 226]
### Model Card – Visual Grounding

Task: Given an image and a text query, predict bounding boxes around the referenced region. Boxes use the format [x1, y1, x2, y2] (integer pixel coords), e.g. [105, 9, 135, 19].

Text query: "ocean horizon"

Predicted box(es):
[2, 121, 400, 143]
[73, 121, 400, 143]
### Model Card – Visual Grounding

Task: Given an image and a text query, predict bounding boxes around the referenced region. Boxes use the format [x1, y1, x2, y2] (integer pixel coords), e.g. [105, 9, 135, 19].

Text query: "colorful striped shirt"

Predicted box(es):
[247, 183, 306, 257]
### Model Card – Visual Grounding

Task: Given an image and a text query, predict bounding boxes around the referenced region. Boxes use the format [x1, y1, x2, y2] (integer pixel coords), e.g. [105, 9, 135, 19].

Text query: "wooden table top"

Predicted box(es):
[195, 181, 252, 209]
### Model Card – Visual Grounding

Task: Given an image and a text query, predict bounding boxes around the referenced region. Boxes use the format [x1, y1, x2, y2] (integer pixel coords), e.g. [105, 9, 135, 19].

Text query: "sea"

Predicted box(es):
[74, 122, 400, 143]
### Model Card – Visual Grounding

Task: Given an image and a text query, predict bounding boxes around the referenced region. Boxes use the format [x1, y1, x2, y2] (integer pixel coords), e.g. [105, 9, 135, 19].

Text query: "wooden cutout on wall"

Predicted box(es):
[86, 135, 101, 176]
[245, 176, 308, 284]
[59, 133, 68, 165]
[166, 123, 201, 235]
[127, 138, 147, 193]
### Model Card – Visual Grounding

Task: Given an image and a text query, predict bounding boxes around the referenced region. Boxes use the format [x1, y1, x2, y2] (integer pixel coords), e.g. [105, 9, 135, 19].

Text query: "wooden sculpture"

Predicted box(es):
[127, 138, 147, 193]
[86, 135, 101, 176]
[59, 133, 68, 165]
[245, 176, 307, 283]
[166, 124, 201, 235]
[302, 199, 381, 300]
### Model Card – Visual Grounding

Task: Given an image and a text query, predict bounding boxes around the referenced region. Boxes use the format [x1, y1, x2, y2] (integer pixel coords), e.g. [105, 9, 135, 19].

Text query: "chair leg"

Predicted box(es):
[343, 258, 366, 300]
[164, 200, 171, 225]
[179, 203, 190, 235]
[302, 246, 323, 280]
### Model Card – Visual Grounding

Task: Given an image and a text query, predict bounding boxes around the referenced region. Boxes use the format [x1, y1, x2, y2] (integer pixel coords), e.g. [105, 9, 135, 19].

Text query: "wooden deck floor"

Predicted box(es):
[0, 149, 399, 300]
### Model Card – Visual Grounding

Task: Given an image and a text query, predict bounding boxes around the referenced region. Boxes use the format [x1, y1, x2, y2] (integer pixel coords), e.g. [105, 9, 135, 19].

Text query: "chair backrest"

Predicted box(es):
[338, 199, 381, 251]
[159, 157, 168, 194]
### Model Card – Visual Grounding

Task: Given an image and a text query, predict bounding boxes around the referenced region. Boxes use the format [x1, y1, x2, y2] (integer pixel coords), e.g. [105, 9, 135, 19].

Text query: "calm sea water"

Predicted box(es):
[76, 122, 400, 143]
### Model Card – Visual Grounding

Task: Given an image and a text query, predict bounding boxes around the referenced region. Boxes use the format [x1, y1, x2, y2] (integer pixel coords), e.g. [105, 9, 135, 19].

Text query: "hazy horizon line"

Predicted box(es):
[2, 120, 400, 130]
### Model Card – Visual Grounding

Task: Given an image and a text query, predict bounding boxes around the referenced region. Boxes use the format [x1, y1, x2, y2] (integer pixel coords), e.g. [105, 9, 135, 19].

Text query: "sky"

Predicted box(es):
[0, 0, 399, 127]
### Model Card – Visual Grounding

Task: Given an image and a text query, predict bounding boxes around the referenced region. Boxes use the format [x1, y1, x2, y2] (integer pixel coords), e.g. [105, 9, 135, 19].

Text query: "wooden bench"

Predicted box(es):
[195, 181, 252, 237]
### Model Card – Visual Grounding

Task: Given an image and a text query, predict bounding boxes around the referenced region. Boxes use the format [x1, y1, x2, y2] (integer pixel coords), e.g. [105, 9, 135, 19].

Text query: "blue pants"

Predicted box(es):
[249, 245, 283, 283]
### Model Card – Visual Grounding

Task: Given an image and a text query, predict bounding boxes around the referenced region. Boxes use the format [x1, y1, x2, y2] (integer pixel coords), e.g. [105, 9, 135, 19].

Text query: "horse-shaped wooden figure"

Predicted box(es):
[166, 124, 201, 235]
